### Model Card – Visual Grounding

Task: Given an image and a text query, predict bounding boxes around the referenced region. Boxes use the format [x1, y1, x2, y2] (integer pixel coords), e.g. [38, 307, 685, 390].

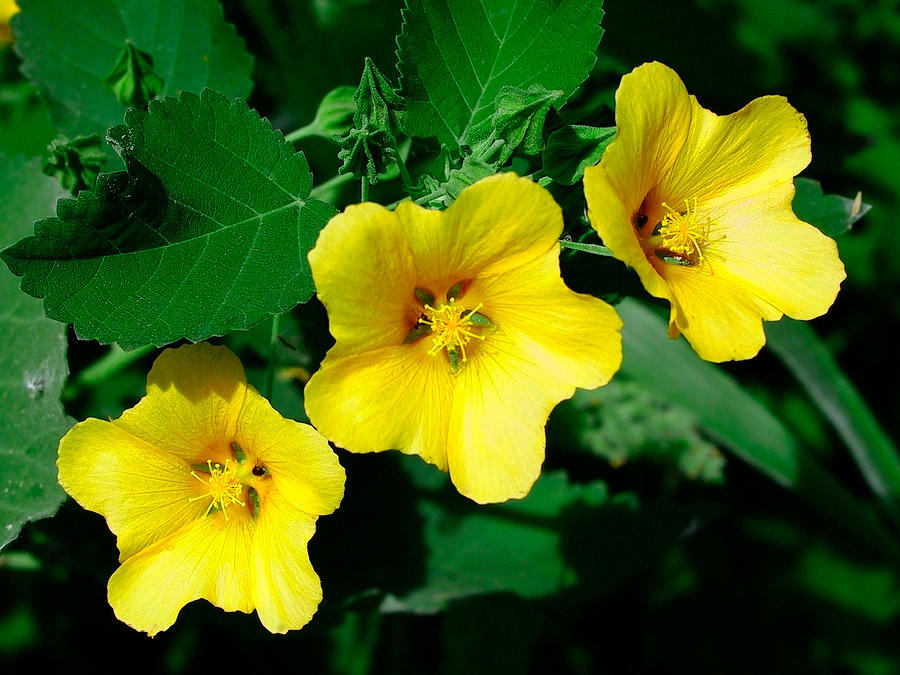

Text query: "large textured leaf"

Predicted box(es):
[398, 0, 604, 148]
[0, 156, 71, 550]
[13, 0, 253, 138]
[2, 89, 336, 349]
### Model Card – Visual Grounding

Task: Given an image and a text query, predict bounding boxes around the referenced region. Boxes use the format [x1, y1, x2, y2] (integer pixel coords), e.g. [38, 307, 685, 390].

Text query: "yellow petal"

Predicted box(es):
[309, 203, 417, 359]
[586, 62, 692, 218]
[447, 331, 574, 504]
[665, 264, 783, 361]
[57, 418, 205, 561]
[469, 248, 623, 389]
[108, 511, 255, 636]
[710, 182, 846, 319]
[114, 342, 247, 463]
[252, 494, 321, 633]
[304, 345, 454, 471]
[236, 385, 345, 517]
[400, 172, 563, 285]
[663, 95, 811, 207]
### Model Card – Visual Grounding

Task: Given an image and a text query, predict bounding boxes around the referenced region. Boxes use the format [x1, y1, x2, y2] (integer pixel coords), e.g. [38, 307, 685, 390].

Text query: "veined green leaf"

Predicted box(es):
[13, 0, 253, 138]
[398, 0, 604, 149]
[0, 156, 71, 551]
[2, 89, 336, 349]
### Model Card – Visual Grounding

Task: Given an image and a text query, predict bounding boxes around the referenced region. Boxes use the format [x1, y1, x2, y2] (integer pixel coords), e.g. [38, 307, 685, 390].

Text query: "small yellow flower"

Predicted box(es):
[0, 1, 17, 45]
[57, 342, 345, 636]
[304, 173, 623, 504]
[583, 62, 845, 362]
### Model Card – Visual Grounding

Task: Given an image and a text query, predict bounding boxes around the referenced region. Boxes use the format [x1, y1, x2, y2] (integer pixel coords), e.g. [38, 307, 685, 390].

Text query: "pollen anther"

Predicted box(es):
[654, 198, 717, 266]
[189, 458, 246, 520]
[421, 298, 486, 363]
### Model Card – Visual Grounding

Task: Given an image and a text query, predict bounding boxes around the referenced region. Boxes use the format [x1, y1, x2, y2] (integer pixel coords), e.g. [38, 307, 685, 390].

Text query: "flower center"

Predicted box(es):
[648, 199, 717, 267]
[421, 298, 486, 364]
[189, 458, 246, 520]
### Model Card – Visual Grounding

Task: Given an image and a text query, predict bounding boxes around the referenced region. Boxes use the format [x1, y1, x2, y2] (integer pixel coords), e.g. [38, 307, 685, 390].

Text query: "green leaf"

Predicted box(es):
[793, 177, 870, 238]
[0, 156, 71, 551]
[766, 319, 900, 520]
[542, 124, 616, 185]
[617, 299, 900, 562]
[398, 0, 605, 149]
[380, 470, 608, 613]
[2, 89, 336, 349]
[13, 0, 253, 138]
[286, 86, 358, 142]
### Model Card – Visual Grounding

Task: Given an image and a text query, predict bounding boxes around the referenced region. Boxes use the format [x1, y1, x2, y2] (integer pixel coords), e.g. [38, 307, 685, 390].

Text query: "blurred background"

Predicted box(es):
[1, 0, 899, 672]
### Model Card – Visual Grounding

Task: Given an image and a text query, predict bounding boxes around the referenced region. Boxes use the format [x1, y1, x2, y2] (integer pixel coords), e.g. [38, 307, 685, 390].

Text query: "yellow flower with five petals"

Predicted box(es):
[583, 62, 845, 362]
[304, 173, 623, 504]
[57, 342, 345, 635]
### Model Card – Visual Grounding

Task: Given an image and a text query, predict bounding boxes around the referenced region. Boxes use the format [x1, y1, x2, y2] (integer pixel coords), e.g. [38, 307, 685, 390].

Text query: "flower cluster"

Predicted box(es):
[57, 61, 843, 636]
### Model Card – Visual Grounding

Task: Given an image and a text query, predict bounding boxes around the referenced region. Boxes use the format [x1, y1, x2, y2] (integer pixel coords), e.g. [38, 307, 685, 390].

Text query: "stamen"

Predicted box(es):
[189, 459, 245, 520]
[420, 298, 486, 364]
[653, 198, 718, 266]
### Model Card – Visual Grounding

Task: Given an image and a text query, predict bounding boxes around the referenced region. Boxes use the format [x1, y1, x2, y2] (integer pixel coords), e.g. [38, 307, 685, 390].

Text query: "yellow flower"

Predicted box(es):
[0, 1, 17, 44]
[583, 62, 845, 362]
[304, 173, 623, 504]
[57, 342, 345, 636]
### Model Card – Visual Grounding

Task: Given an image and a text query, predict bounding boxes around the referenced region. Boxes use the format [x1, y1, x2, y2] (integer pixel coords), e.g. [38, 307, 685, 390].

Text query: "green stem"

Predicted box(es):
[265, 314, 281, 402]
[558, 239, 615, 256]
[64, 343, 155, 399]
[361, 175, 370, 202]
[309, 172, 355, 202]
[284, 124, 321, 144]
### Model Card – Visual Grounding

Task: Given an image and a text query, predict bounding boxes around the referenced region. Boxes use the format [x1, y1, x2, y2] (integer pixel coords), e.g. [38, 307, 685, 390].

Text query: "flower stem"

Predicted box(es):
[361, 175, 370, 202]
[265, 313, 281, 402]
[64, 343, 155, 399]
[558, 239, 615, 256]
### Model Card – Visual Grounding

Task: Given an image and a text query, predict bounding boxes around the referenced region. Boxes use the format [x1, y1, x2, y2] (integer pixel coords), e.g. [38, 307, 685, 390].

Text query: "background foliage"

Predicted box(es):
[1, 0, 899, 673]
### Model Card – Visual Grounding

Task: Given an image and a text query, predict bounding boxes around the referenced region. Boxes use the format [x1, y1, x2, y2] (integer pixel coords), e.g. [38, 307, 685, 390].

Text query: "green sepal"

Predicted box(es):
[654, 251, 693, 266]
[447, 345, 462, 373]
[412, 154, 500, 208]
[446, 280, 468, 301]
[464, 311, 496, 328]
[353, 57, 405, 133]
[42, 134, 107, 194]
[404, 322, 432, 344]
[336, 127, 398, 184]
[414, 287, 435, 305]
[336, 58, 405, 184]
[231, 441, 247, 463]
[247, 487, 261, 519]
[103, 40, 164, 108]
[486, 85, 564, 164]
[542, 124, 617, 185]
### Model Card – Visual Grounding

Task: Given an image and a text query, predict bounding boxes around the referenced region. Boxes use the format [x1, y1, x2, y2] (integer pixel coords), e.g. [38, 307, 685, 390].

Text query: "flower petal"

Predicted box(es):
[710, 182, 846, 319]
[665, 264, 783, 362]
[58, 418, 205, 561]
[236, 386, 345, 517]
[587, 61, 692, 219]
[447, 332, 574, 504]
[108, 511, 255, 636]
[252, 495, 321, 633]
[309, 203, 417, 359]
[400, 172, 563, 286]
[114, 343, 247, 463]
[304, 345, 454, 470]
[470, 248, 623, 389]
[663, 94, 811, 207]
